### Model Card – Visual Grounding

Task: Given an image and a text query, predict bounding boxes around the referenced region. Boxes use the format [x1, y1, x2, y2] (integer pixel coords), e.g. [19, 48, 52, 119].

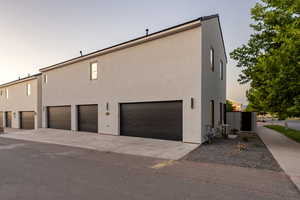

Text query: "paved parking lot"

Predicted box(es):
[0, 137, 299, 200]
[0, 128, 198, 160]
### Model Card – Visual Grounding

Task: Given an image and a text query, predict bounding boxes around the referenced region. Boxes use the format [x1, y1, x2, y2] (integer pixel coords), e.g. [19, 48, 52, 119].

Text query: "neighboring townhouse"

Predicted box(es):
[0, 74, 42, 129]
[39, 14, 227, 144]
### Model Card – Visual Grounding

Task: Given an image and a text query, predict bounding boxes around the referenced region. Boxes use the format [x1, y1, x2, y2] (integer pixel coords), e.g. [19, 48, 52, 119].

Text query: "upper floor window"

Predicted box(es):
[43, 74, 47, 84]
[210, 48, 214, 71]
[26, 84, 31, 96]
[220, 60, 224, 80]
[90, 62, 98, 80]
[6, 89, 8, 99]
[0, 90, 3, 96]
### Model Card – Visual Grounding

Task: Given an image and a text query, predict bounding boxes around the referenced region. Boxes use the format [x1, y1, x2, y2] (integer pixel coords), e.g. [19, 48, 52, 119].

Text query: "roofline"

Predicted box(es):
[0, 73, 41, 89]
[214, 15, 228, 62]
[40, 14, 221, 72]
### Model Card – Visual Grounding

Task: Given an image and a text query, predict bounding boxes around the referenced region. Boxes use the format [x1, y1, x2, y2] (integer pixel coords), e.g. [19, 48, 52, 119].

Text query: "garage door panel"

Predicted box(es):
[20, 112, 35, 129]
[120, 101, 182, 141]
[5, 112, 12, 128]
[78, 105, 98, 133]
[48, 106, 71, 130]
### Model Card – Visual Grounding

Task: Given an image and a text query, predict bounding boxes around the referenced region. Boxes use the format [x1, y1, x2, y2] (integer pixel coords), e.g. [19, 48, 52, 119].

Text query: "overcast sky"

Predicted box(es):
[0, 0, 259, 104]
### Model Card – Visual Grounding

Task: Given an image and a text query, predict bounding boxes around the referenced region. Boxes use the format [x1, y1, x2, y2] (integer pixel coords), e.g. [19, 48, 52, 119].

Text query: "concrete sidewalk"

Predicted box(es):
[0, 128, 199, 160]
[257, 126, 300, 191]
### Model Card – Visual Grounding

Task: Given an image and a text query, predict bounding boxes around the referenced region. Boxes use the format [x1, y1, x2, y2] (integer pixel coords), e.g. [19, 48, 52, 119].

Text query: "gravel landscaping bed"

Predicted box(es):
[184, 132, 282, 171]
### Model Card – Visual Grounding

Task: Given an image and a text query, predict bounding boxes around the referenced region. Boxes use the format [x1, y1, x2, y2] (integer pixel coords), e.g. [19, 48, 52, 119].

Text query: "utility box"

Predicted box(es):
[226, 112, 257, 132]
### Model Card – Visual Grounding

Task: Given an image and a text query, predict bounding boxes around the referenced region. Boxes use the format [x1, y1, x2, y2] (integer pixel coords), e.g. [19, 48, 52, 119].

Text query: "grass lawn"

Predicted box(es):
[265, 125, 300, 143]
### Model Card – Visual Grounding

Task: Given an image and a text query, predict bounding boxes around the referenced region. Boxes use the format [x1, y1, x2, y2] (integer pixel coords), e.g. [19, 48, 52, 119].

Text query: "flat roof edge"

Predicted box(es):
[39, 14, 221, 72]
[40, 18, 205, 72]
[0, 73, 41, 89]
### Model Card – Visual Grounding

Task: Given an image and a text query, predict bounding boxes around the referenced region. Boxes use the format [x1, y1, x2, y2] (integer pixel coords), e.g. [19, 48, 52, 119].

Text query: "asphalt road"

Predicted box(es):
[0, 137, 299, 200]
[262, 119, 300, 131]
[287, 120, 300, 131]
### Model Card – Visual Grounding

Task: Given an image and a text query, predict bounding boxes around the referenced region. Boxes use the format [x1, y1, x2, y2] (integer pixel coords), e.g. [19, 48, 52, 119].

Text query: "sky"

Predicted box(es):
[0, 0, 259, 104]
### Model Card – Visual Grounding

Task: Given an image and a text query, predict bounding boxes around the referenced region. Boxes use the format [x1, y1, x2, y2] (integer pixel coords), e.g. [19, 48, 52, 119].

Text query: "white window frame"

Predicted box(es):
[210, 47, 214, 71]
[26, 83, 31, 96]
[220, 60, 224, 80]
[90, 62, 98, 80]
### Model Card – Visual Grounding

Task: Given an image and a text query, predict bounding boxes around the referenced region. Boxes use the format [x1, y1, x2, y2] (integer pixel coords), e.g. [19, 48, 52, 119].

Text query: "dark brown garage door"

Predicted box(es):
[78, 105, 98, 133]
[48, 106, 71, 130]
[120, 101, 183, 141]
[5, 111, 12, 128]
[20, 112, 35, 129]
[0, 112, 3, 127]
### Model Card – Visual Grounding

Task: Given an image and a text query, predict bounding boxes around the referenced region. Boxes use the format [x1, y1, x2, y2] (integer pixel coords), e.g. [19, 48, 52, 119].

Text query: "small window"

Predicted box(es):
[220, 60, 224, 80]
[210, 100, 214, 128]
[0, 90, 2, 96]
[210, 48, 214, 71]
[90, 62, 98, 80]
[6, 89, 8, 99]
[43, 74, 47, 83]
[26, 84, 31, 96]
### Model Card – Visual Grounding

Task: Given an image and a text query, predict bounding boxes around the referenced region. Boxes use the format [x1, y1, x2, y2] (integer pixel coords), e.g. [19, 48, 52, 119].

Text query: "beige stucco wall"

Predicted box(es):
[42, 26, 203, 143]
[0, 77, 42, 129]
[201, 17, 227, 140]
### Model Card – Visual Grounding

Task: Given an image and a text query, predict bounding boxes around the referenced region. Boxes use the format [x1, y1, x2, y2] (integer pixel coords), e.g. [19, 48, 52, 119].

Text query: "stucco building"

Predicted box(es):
[0, 14, 226, 144]
[0, 74, 42, 129]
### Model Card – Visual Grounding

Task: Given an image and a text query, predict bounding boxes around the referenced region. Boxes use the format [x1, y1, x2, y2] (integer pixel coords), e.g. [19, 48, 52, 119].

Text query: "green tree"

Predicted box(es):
[226, 100, 234, 112]
[230, 0, 300, 120]
[244, 103, 267, 115]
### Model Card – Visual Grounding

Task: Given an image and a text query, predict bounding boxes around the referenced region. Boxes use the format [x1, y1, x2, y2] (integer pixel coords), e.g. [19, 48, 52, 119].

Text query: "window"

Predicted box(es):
[220, 103, 223, 124]
[6, 89, 8, 99]
[90, 62, 98, 80]
[220, 60, 224, 80]
[210, 48, 214, 71]
[43, 74, 47, 83]
[0, 90, 2, 96]
[26, 84, 31, 96]
[210, 100, 214, 128]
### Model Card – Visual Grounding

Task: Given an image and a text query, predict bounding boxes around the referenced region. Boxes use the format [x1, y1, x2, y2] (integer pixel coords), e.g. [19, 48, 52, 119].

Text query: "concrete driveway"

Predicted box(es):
[0, 128, 198, 160]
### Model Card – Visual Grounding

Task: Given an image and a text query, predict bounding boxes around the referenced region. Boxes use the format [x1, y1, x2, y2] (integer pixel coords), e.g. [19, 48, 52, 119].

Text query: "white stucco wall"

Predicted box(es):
[0, 77, 42, 129]
[201, 17, 227, 141]
[42, 26, 203, 143]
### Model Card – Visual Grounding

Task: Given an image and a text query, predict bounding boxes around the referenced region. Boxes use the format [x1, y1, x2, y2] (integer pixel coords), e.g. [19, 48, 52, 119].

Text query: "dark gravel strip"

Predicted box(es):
[184, 132, 282, 172]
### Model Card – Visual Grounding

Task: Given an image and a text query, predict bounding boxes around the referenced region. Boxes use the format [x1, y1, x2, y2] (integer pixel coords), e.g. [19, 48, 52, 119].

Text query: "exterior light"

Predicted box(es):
[191, 98, 194, 109]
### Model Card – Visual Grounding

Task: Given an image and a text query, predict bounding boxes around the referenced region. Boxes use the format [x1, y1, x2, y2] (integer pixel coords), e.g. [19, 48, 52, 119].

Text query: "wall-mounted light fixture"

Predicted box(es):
[105, 102, 110, 116]
[191, 97, 194, 109]
[106, 102, 109, 111]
